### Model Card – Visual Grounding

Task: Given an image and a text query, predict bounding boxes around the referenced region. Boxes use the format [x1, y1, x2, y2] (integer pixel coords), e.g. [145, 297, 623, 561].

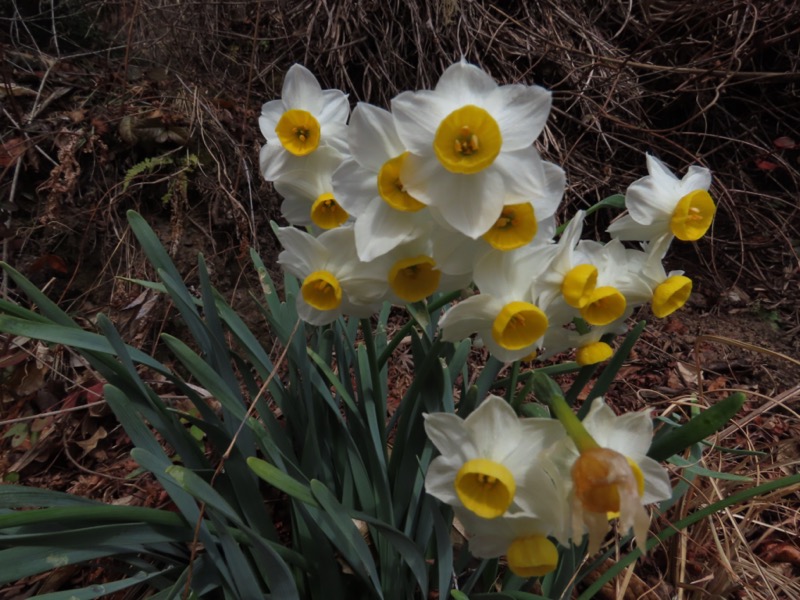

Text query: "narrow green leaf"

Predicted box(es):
[668, 455, 752, 481]
[648, 392, 747, 461]
[247, 457, 318, 507]
[31, 568, 175, 600]
[2, 522, 191, 549]
[0, 315, 165, 372]
[0, 262, 76, 327]
[309, 480, 383, 596]
[0, 485, 100, 508]
[355, 512, 429, 595]
[127, 211, 185, 290]
[0, 544, 163, 584]
[471, 593, 550, 600]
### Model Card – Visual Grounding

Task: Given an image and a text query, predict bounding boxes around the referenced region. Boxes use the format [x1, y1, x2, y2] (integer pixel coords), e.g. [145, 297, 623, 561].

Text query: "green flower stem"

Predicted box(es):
[533, 372, 599, 451]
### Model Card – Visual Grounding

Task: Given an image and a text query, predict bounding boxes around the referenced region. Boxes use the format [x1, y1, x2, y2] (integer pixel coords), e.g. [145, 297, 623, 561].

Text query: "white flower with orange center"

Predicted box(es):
[439, 248, 552, 363]
[546, 397, 672, 554]
[607, 153, 715, 242]
[626, 234, 694, 318]
[380, 237, 471, 304]
[273, 147, 350, 230]
[259, 64, 350, 181]
[332, 102, 433, 261]
[424, 395, 566, 520]
[391, 60, 553, 238]
[539, 227, 652, 327]
[276, 226, 389, 325]
[538, 318, 631, 365]
[453, 464, 569, 578]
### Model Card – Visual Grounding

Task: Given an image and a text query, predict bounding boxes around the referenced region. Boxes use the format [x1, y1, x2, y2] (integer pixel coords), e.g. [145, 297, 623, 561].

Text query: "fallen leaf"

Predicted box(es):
[75, 426, 108, 456]
[755, 158, 779, 171]
[773, 136, 797, 149]
[761, 542, 800, 566]
[0, 137, 29, 168]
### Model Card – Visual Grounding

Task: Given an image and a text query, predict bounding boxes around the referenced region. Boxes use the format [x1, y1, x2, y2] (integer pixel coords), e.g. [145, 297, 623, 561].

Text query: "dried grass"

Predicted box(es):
[2, 0, 800, 597]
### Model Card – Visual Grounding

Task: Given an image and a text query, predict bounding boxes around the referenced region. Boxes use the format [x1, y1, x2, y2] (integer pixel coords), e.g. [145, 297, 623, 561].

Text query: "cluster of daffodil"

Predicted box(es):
[259, 60, 716, 363]
[258, 61, 716, 577]
[422, 390, 672, 576]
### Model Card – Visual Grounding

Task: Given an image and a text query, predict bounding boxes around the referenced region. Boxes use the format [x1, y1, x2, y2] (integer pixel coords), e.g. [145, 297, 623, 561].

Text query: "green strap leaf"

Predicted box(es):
[247, 457, 318, 507]
[648, 392, 746, 461]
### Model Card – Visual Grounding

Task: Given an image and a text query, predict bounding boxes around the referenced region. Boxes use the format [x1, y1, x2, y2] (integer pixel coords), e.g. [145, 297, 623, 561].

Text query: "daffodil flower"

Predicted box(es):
[379, 237, 470, 304]
[424, 395, 565, 519]
[627, 234, 693, 318]
[539, 318, 631, 365]
[259, 64, 350, 181]
[607, 153, 715, 242]
[546, 397, 671, 554]
[439, 248, 552, 362]
[431, 211, 557, 280]
[276, 226, 389, 325]
[454, 463, 569, 577]
[331, 103, 433, 261]
[274, 147, 350, 230]
[391, 60, 553, 238]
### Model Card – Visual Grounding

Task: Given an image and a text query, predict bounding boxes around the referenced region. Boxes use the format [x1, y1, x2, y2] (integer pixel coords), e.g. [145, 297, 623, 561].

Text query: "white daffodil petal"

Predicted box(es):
[331, 159, 376, 216]
[609, 411, 654, 457]
[259, 99, 285, 139]
[625, 177, 676, 225]
[282, 64, 324, 113]
[423, 412, 476, 460]
[439, 295, 499, 342]
[276, 226, 327, 279]
[434, 61, 498, 99]
[428, 169, 505, 238]
[680, 165, 712, 195]
[348, 103, 403, 171]
[391, 90, 448, 156]
[318, 89, 350, 123]
[355, 201, 427, 261]
[424, 456, 464, 506]
[489, 84, 552, 150]
[607, 214, 670, 242]
[296, 296, 339, 326]
[279, 196, 312, 227]
[465, 395, 523, 460]
[639, 457, 673, 504]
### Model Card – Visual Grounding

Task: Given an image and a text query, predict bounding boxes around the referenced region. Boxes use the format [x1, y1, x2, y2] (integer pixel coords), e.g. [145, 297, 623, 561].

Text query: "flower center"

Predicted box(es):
[377, 152, 425, 212]
[580, 286, 626, 326]
[575, 341, 613, 366]
[301, 270, 342, 311]
[506, 535, 558, 578]
[652, 275, 692, 318]
[670, 189, 715, 241]
[561, 264, 598, 308]
[310, 193, 349, 229]
[571, 447, 644, 514]
[492, 301, 548, 350]
[388, 255, 440, 302]
[455, 458, 516, 519]
[433, 105, 502, 174]
[274, 109, 321, 157]
[482, 203, 538, 250]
